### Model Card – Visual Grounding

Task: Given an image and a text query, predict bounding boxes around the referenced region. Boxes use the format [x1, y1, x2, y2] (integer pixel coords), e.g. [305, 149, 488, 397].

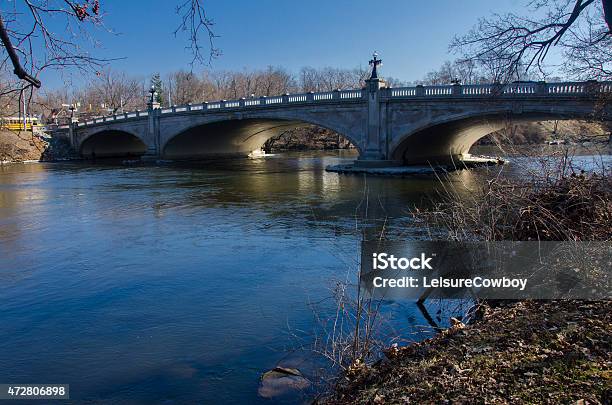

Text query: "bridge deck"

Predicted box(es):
[60, 81, 612, 130]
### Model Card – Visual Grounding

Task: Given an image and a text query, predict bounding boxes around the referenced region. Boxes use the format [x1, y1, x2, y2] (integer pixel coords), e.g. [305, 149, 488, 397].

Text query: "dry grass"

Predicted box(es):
[415, 153, 611, 242]
[327, 300, 611, 404]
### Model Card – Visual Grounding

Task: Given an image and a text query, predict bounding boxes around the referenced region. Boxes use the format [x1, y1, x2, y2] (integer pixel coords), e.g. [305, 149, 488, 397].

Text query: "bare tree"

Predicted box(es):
[32, 87, 72, 124]
[417, 60, 491, 85]
[0, 70, 24, 114]
[298, 66, 365, 92]
[0, 0, 217, 93]
[451, 0, 612, 81]
[55, 69, 142, 118]
[89, 69, 142, 114]
[256, 66, 296, 96]
[1, 1, 105, 91]
[174, 0, 220, 66]
[167, 70, 206, 105]
[419, 61, 456, 85]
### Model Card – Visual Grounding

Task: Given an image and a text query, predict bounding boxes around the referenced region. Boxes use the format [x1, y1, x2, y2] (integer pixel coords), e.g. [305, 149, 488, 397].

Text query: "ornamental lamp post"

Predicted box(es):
[69, 105, 77, 123]
[369, 51, 382, 80]
[148, 85, 160, 110]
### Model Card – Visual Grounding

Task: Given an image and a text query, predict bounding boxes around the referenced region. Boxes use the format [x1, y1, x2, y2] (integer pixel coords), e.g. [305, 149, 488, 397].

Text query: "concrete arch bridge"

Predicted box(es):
[60, 78, 612, 167]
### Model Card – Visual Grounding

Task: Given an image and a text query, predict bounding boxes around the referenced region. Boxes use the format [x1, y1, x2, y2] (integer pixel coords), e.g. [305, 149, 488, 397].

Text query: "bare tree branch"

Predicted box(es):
[174, 0, 220, 67]
[1, 0, 219, 92]
[0, 15, 40, 87]
[451, 0, 612, 82]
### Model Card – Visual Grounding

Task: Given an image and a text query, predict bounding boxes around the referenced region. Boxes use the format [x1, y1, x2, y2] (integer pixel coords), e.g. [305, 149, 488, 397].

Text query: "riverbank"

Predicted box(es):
[326, 159, 611, 403]
[0, 129, 47, 163]
[263, 126, 355, 152]
[0, 129, 76, 163]
[328, 300, 611, 404]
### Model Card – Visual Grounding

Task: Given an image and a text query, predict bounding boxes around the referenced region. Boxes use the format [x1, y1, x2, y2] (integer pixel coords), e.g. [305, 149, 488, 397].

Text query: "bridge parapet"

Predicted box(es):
[154, 89, 362, 113]
[77, 110, 149, 127]
[71, 89, 364, 129]
[70, 81, 611, 130]
[385, 81, 612, 99]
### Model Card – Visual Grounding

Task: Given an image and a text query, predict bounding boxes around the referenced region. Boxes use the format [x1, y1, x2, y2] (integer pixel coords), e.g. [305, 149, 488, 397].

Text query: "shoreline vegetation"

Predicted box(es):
[323, 153, 611, 403]
[327, 300, 611, 404]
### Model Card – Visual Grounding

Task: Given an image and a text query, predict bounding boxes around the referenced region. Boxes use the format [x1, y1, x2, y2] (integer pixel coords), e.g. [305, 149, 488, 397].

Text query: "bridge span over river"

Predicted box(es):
[60, 75, 612, 167]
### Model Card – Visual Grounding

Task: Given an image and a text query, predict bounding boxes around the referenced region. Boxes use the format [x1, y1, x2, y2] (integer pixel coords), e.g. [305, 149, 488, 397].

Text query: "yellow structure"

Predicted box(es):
[0, 116, 40, 131]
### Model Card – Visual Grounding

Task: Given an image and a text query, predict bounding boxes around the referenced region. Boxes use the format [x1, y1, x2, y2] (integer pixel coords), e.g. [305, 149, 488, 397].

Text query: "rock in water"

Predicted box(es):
[258, 367, 310, 399]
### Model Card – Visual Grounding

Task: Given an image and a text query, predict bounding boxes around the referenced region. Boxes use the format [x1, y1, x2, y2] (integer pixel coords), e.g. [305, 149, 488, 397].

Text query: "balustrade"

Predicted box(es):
[72, 81, 612, 128]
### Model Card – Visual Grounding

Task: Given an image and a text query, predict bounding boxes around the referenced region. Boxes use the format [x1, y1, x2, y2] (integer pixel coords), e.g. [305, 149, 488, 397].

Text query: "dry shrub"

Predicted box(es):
[416, 154, 612, 242]
[309, 280, 387, 375]
[513, 172, 611, 241]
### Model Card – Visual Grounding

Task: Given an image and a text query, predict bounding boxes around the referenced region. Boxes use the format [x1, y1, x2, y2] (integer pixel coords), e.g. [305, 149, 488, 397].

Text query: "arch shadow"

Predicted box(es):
[80, 130, 147, 158]
[162, 118, 361, 159]
[390, 111, 596, 165]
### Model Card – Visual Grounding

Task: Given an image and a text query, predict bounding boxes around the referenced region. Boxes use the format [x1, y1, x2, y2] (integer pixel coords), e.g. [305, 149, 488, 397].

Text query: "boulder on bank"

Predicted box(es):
[258, 366, 310, 399]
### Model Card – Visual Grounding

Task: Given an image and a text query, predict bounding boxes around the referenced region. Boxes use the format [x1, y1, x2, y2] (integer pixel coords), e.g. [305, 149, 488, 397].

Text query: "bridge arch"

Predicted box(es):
[161, 117, 362, 159]
[389, 108, 598, 165]
[79, 129, 147, 158]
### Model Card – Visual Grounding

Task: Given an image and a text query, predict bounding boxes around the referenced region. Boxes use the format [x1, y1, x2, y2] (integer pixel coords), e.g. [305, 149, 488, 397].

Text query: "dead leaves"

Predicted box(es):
[329, 301, 611, 404]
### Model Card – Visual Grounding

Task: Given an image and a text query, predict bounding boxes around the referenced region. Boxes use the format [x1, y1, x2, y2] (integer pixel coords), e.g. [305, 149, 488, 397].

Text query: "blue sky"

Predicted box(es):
[39, 0, 529, 88]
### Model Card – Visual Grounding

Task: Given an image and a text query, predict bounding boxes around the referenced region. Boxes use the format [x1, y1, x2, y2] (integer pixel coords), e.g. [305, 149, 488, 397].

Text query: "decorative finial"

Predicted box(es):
[369, 51, 382, 80]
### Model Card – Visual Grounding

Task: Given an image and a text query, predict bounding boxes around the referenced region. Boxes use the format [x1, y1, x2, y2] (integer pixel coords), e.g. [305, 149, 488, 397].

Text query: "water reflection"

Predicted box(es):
[0, 149, 609, 404]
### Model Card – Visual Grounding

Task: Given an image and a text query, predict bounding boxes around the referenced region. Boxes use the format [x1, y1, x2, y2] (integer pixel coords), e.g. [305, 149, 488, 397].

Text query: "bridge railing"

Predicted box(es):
[76, 110, 150, 126]
[72, 81, 611, 128]
[386, 81, 612, 99]
[150, 89, 365, 116]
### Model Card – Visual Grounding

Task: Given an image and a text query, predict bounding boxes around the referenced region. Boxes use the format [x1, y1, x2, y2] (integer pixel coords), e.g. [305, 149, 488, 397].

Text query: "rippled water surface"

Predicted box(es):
[0, 148, 609, 403]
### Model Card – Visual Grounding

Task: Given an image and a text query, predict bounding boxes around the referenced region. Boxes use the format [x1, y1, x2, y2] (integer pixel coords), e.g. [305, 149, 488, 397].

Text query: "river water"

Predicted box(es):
[0, 148, 609, 404]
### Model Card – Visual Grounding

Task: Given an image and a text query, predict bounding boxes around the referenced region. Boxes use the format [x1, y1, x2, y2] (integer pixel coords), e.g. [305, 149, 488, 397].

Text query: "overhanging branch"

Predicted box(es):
[0, 14, 41, 87]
